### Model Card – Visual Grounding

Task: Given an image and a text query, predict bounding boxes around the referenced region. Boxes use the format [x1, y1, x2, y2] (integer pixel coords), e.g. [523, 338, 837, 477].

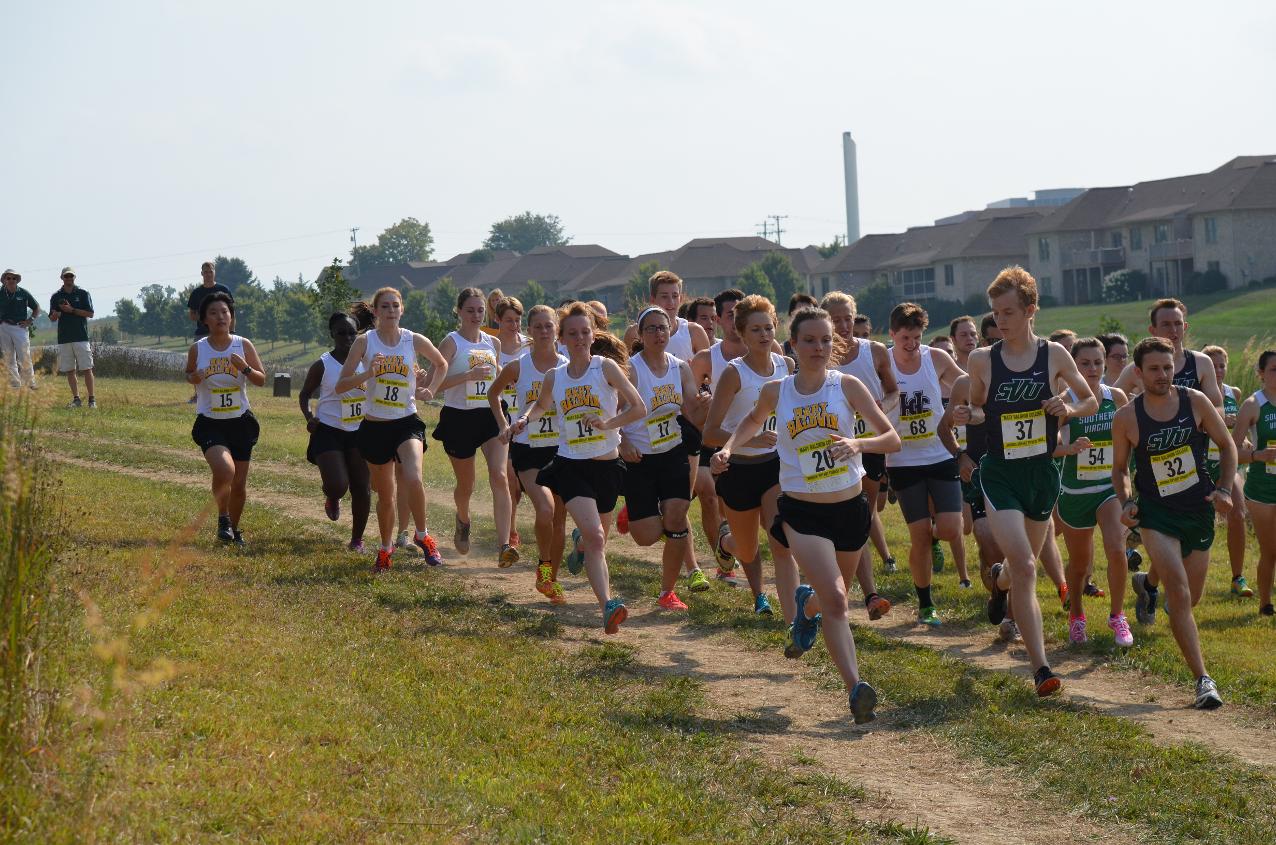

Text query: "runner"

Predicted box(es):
[706, 295, 800, 622]
[964, 266, 1097, 696]
[433, 287, 518, 566]
[1113, 336, 1232, 709]
[1203, 344, 1252, 598]
[852, 315, 872, 340]
[884, 302, 964, 626]
[184, 292, 266, 546]
[732, 306, 900, 722]
[622, 271, 711, 360]
[782, 293, 818, 358]
[619, 307, 706, 611]
[298, 312, 371, 551]
[492, 305, 569, 604]
[822, 290, 897, 616]
[1098, 333, 1130, 386]
[1232, 349, 1276, 617]
[1048, 329, 1076, 354]
[929, 332, 970, 588]
[335, 287, 447, 570]
[1053, 337, 1134, 646]
[511, 302, 647, 633]
[685, 296, 716, 338]
[949, 315, 979, 372]
[495, 297, 529, 549]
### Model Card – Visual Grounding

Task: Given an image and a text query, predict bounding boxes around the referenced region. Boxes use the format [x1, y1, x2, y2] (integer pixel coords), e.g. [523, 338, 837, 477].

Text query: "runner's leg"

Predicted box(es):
[763, 484, 799, 624]
[987, 508, 1051, 670]
[345, 447, 371, 544]
[1143, 528, 1208, 677]
[480, 437, 513, 548]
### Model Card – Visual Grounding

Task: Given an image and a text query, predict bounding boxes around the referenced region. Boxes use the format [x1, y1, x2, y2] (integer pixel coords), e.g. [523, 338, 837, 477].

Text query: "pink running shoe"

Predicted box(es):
[658, 591, 689, 611]
[1108, 613, 1134, 647]
[1068, 614, 1087, 644]
[348, 539, 365, 553]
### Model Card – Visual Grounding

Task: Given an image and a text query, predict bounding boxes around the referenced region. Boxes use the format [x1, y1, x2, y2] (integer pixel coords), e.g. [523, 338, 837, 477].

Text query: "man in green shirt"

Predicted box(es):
[49, 267, 96, 407]
[1, 269, 41, 390]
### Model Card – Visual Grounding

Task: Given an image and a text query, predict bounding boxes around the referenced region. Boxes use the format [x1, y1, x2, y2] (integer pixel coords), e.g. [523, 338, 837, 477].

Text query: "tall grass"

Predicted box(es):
[0, 395, 59, 827]
[32, 344, 311, 384]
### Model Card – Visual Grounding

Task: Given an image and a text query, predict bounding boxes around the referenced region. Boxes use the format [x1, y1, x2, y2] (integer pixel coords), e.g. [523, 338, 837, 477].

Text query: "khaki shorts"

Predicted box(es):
[57, 341, 93, 372]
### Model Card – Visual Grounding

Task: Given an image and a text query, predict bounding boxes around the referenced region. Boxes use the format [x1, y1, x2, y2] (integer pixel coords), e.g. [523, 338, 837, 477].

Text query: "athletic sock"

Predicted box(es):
[915, 585, 932, 608]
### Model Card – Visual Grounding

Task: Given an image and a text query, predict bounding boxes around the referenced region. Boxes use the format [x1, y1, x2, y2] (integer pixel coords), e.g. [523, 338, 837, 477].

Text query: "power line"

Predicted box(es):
[768, 214, 789, 245]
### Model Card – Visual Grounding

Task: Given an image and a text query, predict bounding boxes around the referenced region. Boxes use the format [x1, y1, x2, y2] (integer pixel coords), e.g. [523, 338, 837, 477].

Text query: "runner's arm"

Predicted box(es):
[1111, 406, 1136, 507]
[514, 369, 555, 430]
[413, 334, 448, 399]
[335, 335, 376, 393]
[873, 341, 900, 414]
[688, 321, 710, 354]
[719, 380, 779, 460]
[1232, 397, 1262, 463]
[184, 344, 202, 384]
[600, 358, 647, 430]
[841, 374, 900, 456]
[1194, 351, 1225, 411]
[678, 360, 710, 429]
[1112, 362, 1141, 396]
[702, 365, 742, 447]
[298, 359, 325, 425]
[489, 360, 520, 432]
[1195, 390, 1237, 489]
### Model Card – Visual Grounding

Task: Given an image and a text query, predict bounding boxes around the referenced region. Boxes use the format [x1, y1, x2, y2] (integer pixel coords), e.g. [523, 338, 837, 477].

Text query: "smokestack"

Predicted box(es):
[842, 131, 860, 243]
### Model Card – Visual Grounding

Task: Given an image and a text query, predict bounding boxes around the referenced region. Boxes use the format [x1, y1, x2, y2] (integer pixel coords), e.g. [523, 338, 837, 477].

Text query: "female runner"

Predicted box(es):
[491, 305, 569, 603]
[1053, 337, 1134, 646]
[510, 303, 646, 633]
[298, 312, 372, 550]
[335, 287, 446, 569]
[495, 297, 528, 547]
[706, 295, 799, 621]
[185, 291, 266, 546]
[620, 307, 704, 612]
[1232, 350, 1276, 616]
[1204, 344, 1253, 598]
[723, 307, 899, 723]
[433, 287, 517, 565]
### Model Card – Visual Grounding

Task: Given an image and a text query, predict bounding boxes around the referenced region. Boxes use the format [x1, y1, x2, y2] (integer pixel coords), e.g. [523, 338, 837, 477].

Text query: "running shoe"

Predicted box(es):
[931, 540, 944, 573]
[918, 605, 941, 627]
[1231, 576, 1254, 598]
[687, 568, 711, 592]
[783, 628, 802, 659]
[1034, 666, 1062, 697]
[375, 548, 392, 571]
[395, 530, 412, 550]
[617, 505, 629, 535]
[883, 555, 897, 574]
[453, 517, 471, 555]
[415, 531, 443, 567]
[535, 563, 555, 597]
[348, 539, 365, 553]
[791, 585, 821, 653]
[866, 594, 891, 621]
[715, 520, 735, 569]
[87, 397, 97, 408]
[603, 598, 628, 634]
[231, 529, 245, 548]
[216, 514, 234, 543]
[324, 497, 340, 521]
[1058, 582, 1070, 610]
[754, 594, 774, 617]
[1126, 527, 1142, 550]
[1126, 547, 1142, 572]
[1083, 581, 1105, 598]
[499, 543, 520, 568]
[1131, 573, 1156, 625]
[987, 562, 1008, 624]
[1261, 604, 1275, 617]
[566, 528, 584, 575]
[67, 396, 81, 408]
[1068, 615, 1087, 644]
[998, 618, 1021, 643]
[1194, 675, 1223, 710]
[959, 579, 972, 589]
[715, 565, 739, 587]
[849, 681, 878, 725]
[658, 591, 689, 612]
[547, 581, 567, 605]
[1108, 613, 1134, 647]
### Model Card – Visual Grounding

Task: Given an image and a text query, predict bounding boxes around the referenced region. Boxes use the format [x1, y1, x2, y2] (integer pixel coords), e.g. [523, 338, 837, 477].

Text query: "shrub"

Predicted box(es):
[1262, 276, 1276, 288]
[1184, 269, 1227, 295]
[1102, 269, 1147, 303]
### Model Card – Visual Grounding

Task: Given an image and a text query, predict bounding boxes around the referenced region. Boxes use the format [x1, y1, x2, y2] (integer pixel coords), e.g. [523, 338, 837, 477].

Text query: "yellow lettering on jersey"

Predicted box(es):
[786, 401, 840, 439]
[560, 385, 601, 415]
[371, 355, 411, 378]
[649, 383, 682, 409]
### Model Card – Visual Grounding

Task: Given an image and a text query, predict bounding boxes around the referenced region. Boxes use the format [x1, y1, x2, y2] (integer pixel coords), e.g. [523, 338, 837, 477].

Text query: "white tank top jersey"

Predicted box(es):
[721, 352, 787, 457]
[364, 328, 418, 420]
[776, 372, 865, 494]
[708, 341, 731, 390]
[513, 350, 567, 447]
[551, 356, 620, 460]
[443, 330, 500, 410]
[665, 316, 695, 362]
[194, 335, 249, 418]
[835, 337, 884, 442]
[316, 352, 365, 432]
[623, 352, 684, 454]
[887, 345, 950, 467]
[498, 333, 527, 413]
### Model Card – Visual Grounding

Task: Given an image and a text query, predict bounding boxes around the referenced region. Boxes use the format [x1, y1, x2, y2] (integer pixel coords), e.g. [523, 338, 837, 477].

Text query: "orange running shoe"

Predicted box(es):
[375, 548, 392, 571]
[547, 581, 567, 605]
[866, 594, 891, 621]
[658, 591, 689, 611]
[535, 563, 556, 598]
[617, 504, 629, 535]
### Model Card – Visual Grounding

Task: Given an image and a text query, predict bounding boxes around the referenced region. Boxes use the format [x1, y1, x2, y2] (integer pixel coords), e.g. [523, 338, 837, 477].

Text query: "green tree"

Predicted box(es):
[484, 212, 569, 254]
[138, 284, 175, 342]
[213, 255, 255, 293]
[256, 295, 280, 351]
[400, 289, 429, 334]
[430, 277, 459, 318]
[467, 247, 494, 264]
[1103, 269, 1147, 304]
[230, 279, 266, 337]
[759, 252, 804, 307]
[817, 235, 844, 259]
[1098, 314, 1126, 337]
[519, 280, 553, 309]
[167, 289, 191, 338]
[352, 218, 434, 272]
[624, 261, 661, 320]
[280, 282, 316, 350]
[855, 280, 895, 330]
[312, 259, 362, 342]
[115, 299, 141, 340]
[738, 263, 776, 302]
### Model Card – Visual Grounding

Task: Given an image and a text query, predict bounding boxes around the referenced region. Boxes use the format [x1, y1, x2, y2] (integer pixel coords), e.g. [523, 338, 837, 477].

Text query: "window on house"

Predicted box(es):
[1204, 217, 1218, 244]
[944, 264, 954, 286]
[1207, 260, 1220, 272]
[1040, 276, 1053, 296]
[1111, 232, 1123, 249]
[1038, 238, 1051, 261]
[1130, 227, 1143, 251]
[1154, 223, 1170, 244]
[893, 267, 936, 299]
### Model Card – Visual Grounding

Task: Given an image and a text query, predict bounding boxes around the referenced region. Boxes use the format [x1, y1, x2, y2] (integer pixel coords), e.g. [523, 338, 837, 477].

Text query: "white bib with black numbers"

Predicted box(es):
[776, 372, 864, 494]
[622, 352, 684, 455]
[442, 330, 500, 410]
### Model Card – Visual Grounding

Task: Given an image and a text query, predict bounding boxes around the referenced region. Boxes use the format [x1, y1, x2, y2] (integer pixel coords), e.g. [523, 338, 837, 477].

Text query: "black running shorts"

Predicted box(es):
[431, 405, 501, 459]
[306, 421, 359, 465]
[537, 456, 626, 514]
[356, 414, 426, 466]
[770, 492, 871, 553]
[714, 454, 780, 512]
[192, 412, 260, 463]
[622, 448, 692, 521]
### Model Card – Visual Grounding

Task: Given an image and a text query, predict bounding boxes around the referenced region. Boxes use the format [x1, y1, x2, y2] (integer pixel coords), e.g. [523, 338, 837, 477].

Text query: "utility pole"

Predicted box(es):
[756, 219, 771, 239]
[768, 214, 789, 246]
[349, 227, 360, 276]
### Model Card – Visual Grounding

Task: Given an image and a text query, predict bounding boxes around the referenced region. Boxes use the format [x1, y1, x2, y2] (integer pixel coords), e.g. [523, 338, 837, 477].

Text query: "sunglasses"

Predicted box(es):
[62, 275, 75, 280]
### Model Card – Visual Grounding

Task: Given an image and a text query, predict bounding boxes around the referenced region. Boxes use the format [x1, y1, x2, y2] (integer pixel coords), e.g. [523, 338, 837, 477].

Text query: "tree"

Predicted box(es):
[138, 284, 175, 342]
[519, 280, 553, 309]
[624, 261, 661, 320]
[1103, 269, 1147, 304]
[855, 280, 895, 330]
[230, 279, 266, 337]
[759, 252, 804, 307]
[817, 235, 845, 259]
[280, 282, 316, 350]
[115, 299, 141, 340]
[738, 263, 776, 302]
[467, 248, 494, 264]
[256, 296, 280, 351]
[167, 289, 192, 338]
[430, 277, 459, 318]
[400, 289, 430, 334]
[312, 258, 361, 343]
[213, 255, 255, 293]
[91, 322, 119, 345]
[484, 212, 569, 254]
[352, 218, 434, 272]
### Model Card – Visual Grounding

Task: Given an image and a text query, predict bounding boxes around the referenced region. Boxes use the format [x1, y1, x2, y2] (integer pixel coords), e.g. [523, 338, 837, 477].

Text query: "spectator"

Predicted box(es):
[49, 267, 96, 407]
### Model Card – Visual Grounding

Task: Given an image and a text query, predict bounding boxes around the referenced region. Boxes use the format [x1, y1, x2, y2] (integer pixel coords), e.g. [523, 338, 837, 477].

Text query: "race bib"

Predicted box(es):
[530, 412, 558, 444]
[798, 437, 850, 492]
[1267, 459, 1276, 476]
[1151, 445, 1198, 496]
[1076, 439, 1112, 482]
[565, 410, 605, 449]
[645, 409, 681, 452]
[341, 397, 364, 426]
[1001, 409, 1046, 459]
[373, 375, 408, 411]
[467, 352, 496, 408]
[762, 413, 778, 435]
[210, 386, 241, 415]
[900, 410, 935, 444]
[853, 414, 874, 439]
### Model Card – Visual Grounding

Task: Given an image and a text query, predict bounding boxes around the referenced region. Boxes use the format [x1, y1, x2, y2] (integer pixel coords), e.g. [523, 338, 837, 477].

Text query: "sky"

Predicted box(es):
[3, 1, 1273, 314]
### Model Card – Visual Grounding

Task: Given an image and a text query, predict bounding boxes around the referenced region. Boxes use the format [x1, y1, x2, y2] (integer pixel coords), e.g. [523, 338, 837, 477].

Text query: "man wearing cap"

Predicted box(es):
[49, 267, 96, 407]
[1, 269, 41, 390]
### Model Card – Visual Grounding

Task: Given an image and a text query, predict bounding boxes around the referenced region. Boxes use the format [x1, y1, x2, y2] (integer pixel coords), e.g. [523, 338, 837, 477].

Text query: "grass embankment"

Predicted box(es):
[19, 378, 1276, 844]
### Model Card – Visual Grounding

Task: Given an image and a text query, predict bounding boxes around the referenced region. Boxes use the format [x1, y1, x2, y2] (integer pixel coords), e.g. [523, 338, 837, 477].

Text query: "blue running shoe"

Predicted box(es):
[754, 593, 774, 617]
[603, 598, 628, 634]
[790, 585, 821, 653]
[566, 528, 584, 575]
[850, 681, 878, 724]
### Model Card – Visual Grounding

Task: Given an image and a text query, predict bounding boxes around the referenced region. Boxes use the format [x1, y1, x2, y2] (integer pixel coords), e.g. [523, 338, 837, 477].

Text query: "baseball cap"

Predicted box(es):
[60, 267, 76, 277]
[1, 269, 20, 281]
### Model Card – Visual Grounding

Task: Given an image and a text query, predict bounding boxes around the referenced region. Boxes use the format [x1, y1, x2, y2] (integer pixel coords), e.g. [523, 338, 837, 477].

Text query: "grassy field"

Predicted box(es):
[10, 377, 1276, 843]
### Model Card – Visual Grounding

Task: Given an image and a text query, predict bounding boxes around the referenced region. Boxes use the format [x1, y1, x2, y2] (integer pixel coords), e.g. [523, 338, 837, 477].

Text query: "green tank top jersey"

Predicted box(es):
[1062, 385, 1117, 493]
[1243, 390, 1276, 505]
[1206, 385, 1239, 468]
